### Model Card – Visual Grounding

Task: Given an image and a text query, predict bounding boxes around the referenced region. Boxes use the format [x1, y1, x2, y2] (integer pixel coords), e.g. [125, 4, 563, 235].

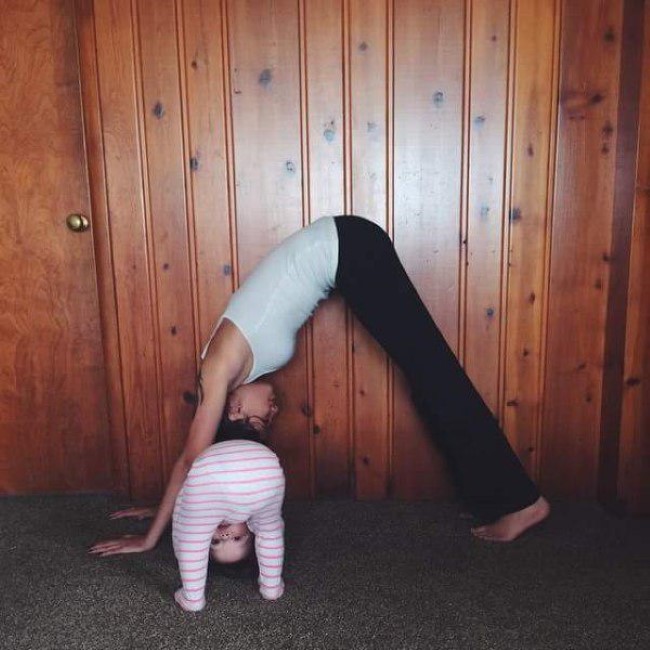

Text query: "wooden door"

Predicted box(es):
[0, 0, 113, 493]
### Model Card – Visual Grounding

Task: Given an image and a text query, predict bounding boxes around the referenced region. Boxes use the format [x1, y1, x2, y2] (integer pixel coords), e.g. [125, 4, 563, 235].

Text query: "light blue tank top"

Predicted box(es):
[201, 217, 339, 383]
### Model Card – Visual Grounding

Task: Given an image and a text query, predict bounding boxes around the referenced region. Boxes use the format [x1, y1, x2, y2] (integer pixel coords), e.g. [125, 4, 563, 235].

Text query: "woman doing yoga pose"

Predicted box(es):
[90, 215, 549, 565]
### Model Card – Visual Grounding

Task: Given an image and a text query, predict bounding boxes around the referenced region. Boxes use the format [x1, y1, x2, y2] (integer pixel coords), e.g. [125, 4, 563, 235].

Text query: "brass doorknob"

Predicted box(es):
[66, 213, 90, 232]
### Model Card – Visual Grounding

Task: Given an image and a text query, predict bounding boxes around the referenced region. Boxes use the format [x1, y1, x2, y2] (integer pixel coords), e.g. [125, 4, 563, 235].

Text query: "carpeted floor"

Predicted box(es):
[1, 496, 649, 650]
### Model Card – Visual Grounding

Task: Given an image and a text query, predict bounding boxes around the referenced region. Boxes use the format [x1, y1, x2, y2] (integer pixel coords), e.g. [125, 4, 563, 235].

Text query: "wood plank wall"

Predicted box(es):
[618, 0, 650, 515]
[78, 0, 648, 510]
[543, 0, 624, 499]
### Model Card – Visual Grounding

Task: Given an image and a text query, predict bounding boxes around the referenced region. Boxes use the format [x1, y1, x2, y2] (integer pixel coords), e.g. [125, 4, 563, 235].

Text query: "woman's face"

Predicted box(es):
[228, 381, 279, 431]
[210, 522, 253, 564]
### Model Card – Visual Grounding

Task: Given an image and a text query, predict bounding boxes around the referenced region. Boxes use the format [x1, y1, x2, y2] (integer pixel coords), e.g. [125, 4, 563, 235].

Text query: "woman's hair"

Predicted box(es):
[214, 412, 266, 444]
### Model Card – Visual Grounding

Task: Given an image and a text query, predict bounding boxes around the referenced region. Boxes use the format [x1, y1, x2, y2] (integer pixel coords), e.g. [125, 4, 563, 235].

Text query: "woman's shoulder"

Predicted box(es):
[200, 318, 253, 389]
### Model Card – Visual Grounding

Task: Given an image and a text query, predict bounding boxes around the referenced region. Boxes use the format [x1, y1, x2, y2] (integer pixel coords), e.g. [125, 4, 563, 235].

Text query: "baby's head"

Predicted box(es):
[210, 522, 253, 564]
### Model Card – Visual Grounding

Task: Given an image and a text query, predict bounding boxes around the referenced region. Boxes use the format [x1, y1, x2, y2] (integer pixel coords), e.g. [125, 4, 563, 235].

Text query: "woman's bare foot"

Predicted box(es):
[471, 496, 550, 542]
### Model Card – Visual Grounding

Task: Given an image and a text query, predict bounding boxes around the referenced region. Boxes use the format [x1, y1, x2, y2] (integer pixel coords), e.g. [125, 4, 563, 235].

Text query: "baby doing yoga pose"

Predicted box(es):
[173, 439, 285, 611]
[91, 215, 549, 611]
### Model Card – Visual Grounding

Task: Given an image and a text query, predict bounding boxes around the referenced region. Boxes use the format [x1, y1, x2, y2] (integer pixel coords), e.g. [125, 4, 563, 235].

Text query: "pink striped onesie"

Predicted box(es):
[172, 439, 285, 611]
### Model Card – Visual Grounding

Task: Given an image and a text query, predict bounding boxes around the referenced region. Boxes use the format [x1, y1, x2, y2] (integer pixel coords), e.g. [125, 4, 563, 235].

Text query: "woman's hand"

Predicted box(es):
[88, 534, 156, 557]
[109, 506, 157, 520]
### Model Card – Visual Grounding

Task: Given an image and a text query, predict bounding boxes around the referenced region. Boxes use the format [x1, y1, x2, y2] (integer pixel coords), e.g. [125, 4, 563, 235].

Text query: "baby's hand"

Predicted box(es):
[174, 588, 205, 612]
[259, 580, 285, 601]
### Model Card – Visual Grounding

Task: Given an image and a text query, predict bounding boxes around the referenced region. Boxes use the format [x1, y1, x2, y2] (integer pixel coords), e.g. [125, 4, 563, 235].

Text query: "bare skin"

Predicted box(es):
[210, 522, 253, 564]
[101, 491, 549, 549]
[89, 318, 547, 552]
[90, 320, 256, 557]
[470, 496, 550, 542]
[108, 506, 156, 521]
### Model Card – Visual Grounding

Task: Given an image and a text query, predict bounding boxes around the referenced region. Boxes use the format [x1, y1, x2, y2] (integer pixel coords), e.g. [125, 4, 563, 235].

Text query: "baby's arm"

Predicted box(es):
[250, 505, 285, 600]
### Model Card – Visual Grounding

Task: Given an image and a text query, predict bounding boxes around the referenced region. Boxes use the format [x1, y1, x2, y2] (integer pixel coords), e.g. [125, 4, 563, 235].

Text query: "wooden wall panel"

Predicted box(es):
[227, 0, 311, 497]
[93, 0, 163, 500]
[75, 0, 648, 510]
[619, 1, 650, 515]
[76, 0, 130, 496]
[305, 0, 351, 497]
[541, 0, 624, 498]
[136, 0, 197, 475]
[502, 0, 559, 477]
[391, 0, 464, 499]
[464, 0, 510, 415]
[598, 0, 645, 510]
[181, 0, 234, 346]
[349, 0, 391, 499]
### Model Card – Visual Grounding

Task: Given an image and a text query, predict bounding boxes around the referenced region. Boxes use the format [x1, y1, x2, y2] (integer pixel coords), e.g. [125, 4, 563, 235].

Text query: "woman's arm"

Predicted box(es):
[109, 506, 156, 520]
[144, 396, 227, 547]
[89, 320, 251, 557]
[89, 385, 227, 556]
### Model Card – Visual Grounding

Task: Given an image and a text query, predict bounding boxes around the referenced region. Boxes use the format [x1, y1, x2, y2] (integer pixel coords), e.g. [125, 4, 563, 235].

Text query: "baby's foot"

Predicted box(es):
[175, 588, 205, 612]
[471, 496, 550, 542]
[259, 580, 285, 601]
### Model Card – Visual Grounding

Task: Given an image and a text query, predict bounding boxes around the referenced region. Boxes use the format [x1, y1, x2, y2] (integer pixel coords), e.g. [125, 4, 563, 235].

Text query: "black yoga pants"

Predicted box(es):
[334, 215, 540, 523]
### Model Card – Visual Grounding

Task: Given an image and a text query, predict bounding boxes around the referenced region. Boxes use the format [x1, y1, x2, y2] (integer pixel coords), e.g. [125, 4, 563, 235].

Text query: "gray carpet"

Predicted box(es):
[1, 496, 649, 650]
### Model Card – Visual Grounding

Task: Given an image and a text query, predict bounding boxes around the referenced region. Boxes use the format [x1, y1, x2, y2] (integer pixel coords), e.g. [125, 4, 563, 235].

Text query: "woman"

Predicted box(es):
[90, 215, 548, 558]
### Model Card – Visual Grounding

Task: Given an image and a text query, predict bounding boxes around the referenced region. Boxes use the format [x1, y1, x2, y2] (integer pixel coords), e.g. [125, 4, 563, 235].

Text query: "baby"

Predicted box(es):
[172, 439, 286, 611]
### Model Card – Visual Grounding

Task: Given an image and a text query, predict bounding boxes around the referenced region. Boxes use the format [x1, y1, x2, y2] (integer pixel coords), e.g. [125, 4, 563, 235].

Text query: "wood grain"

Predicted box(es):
[64, 0, 650, 508]
[598, 0, 645, 512]
[305, 0, 352, 497]
[502, 0, 558, 477]
[76, 0, 129, 495]
[136, 0, 197, 477]
[93, 0, 163, 500]
[0, 0, 111, 493]
[541, 0, 624, 498]
[391, 0, 464, 499]
[181, 0, 234, 347]
[227, 0, 311, 497]
[349, 0, 390, 499]
[618, 0, 650, 515]
[464, 0, 510, 415]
